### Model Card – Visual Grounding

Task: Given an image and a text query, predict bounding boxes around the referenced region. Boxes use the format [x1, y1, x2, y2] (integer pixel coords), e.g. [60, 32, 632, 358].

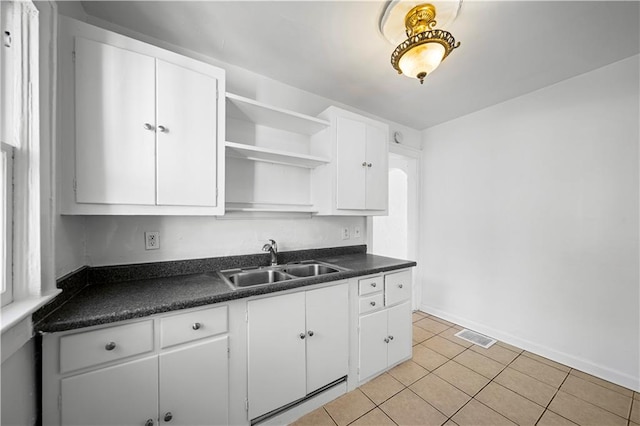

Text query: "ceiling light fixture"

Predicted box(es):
[387, 2, 460, 84]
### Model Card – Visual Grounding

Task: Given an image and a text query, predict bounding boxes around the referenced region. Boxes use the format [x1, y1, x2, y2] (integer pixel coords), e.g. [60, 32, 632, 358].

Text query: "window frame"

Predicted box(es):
[1, 142, 14, 307]
[0, 0, 58, 338]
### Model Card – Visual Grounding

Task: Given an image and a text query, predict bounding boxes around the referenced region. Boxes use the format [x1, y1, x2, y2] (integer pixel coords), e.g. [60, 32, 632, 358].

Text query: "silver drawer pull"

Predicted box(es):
[143, 123, 155, 131]
[192, 323, 201, 330]
[398, 284, 403, 288]
[370, 301, 376, 306]
[389, 335, 394, 340]
[145, 419, 154, 426]
[384, 337, 390, 343]
[307, 330, 314, 337]
[158, 125, 169, 133]
[371, 282, 377, 288]
[164, 412, 173, 422]
[105, 342, 116, 351]
[299, 333, 306, 340]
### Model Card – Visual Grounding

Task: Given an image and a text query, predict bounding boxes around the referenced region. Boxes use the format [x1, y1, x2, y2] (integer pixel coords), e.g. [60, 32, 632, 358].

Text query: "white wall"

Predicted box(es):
[84, 215, 365, 266]
[421, 55, 639, 390]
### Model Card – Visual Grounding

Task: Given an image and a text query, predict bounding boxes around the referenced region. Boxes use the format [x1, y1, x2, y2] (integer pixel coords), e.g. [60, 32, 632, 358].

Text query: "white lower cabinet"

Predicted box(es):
[43, 269, 414, 426]
[247, 283, 349, 420]
[44, 306, 229, 426]
[159, 337, 229, 426]
[61, 355, 159, 426]
[357, 269, 413, 383]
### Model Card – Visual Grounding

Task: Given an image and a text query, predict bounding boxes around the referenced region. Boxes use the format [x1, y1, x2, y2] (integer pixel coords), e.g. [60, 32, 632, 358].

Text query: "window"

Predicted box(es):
[1, 143, 13, 307]
[0, 0, 43, 321]
[1, 1, 16, 308]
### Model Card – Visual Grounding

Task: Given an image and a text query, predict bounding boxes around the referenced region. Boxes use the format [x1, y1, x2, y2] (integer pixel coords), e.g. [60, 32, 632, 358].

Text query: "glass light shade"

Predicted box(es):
[398, 42, 446, 80]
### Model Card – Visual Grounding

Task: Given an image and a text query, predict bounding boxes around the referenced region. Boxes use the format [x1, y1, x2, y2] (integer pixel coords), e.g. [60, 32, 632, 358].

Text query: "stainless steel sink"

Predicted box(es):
[225, 269, 292, 288]
[281, 263, 341, 277]
[218, 260, 345, 290]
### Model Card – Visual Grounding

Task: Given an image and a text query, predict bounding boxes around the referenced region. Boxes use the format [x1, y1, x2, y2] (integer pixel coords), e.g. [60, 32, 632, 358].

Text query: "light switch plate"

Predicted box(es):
[353, 226, 361, 238]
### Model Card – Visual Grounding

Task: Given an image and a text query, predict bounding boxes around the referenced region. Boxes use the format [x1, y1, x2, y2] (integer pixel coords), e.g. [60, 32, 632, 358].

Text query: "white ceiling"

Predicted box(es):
[80, 1, 640, 130]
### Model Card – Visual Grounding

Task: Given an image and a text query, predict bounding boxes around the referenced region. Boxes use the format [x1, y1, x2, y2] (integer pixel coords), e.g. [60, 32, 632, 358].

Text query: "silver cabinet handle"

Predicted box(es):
[384, 337, 390, 343]
[307, 331, 314, 337]
[398, 284, 403, 289]
[370, 301, 376, 306]
[143, 123, 155, 131]
[389, 335, 394, 340]
[192, 323, 201, 330]
[299, 333, 306, 339]
[145, 419, 154, 426]
[164, 412, 173, 422]
[362, 161, 367, 167]
[371, 282, 377, 288]
[158, 125, 169, 133]
[367, 163, 372, 167]
[105, 342, 116, 351]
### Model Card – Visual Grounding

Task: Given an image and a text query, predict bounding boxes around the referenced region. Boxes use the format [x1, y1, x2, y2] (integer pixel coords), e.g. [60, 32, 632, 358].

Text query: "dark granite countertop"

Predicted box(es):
[35, 246, 416, 333]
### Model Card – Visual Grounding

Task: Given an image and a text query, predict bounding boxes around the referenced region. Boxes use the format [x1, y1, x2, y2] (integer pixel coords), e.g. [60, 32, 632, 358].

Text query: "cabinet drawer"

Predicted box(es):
[359, 276, 382, 296]
[385, 270, 412, 306]
[60, 320, 154, 374]
[160, 305, 227, 348]
[359, 293, 384, 314]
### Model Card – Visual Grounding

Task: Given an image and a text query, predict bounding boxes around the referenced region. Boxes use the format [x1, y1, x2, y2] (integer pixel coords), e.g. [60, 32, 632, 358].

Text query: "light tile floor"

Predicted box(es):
[292, 311, 639, 426]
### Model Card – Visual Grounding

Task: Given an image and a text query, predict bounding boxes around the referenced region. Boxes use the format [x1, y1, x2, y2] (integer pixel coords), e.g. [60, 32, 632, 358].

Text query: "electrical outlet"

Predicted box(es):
[145, 231, 160, 250]
[353, 226, 361, 238]
[341, 227, 350, 240]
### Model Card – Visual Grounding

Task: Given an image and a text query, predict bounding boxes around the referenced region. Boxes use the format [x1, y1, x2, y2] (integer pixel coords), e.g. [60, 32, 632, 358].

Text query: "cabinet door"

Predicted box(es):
[305, 284, 349, 393]
[358, 310, 388, 382]
[75, 37, 156, 205]
[156, 60, 218, 207]
[61, 355, 158, 426]
[365, 125, 388, 210]
[159, 337, 228, 426]
[387, 301, 412, 367]
[336, 116, 366, 210]
[248, 293, 306, 419]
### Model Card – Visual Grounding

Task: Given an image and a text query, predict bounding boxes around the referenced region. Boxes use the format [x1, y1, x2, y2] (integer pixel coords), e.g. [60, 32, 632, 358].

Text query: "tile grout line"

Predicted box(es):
[409, 326, 519, 425]
[443, 344, 525, 425]
[534, 367, 572, 426]
[554, 369, 633, 421]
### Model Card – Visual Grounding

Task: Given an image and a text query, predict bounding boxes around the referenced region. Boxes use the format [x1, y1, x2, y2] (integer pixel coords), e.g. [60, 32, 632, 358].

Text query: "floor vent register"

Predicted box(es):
[454, 329, 497, 349]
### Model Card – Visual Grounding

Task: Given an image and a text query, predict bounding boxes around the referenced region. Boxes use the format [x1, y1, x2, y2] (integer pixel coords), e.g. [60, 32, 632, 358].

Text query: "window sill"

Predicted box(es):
[1, 291, 61, 363]
[1, 290, 61, 333]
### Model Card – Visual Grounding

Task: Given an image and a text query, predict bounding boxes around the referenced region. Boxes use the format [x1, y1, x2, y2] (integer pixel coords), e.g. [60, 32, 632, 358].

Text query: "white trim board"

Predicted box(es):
[420, 304, 640, 392]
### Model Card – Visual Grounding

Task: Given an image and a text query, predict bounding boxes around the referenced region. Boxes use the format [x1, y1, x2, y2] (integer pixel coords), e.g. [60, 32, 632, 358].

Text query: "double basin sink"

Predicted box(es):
[218, 260, 345, 289]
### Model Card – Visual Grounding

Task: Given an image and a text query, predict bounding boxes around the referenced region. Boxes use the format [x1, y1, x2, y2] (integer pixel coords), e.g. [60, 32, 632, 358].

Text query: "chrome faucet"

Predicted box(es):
[262, 239, 278, 266]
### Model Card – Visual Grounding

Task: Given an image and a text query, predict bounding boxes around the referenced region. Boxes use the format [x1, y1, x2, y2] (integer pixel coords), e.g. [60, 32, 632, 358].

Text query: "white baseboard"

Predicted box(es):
[420, 304, 640, 392]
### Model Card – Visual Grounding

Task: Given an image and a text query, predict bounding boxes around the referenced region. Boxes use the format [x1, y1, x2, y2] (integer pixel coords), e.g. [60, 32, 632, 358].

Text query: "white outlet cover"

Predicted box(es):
[342, 227, 350, 240]
[145, 231, 160, 250]
[354, 226, 361, 238]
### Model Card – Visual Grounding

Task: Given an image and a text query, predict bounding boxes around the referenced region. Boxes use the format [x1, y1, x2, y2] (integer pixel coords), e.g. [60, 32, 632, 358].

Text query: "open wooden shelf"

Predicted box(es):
[225, 141, 329, 169]
[226, 93, 330, 135]
[225, 202, 318, 213]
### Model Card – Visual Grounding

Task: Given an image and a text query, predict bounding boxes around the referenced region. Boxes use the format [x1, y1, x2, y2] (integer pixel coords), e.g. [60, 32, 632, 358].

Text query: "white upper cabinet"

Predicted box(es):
[59, 18, 225, 215]
[311, 107, 389, 215]
[74, 37, 157, 206]
[155, 60, 219, 207]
